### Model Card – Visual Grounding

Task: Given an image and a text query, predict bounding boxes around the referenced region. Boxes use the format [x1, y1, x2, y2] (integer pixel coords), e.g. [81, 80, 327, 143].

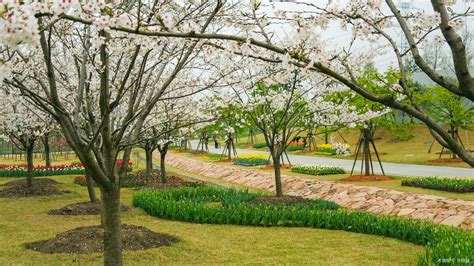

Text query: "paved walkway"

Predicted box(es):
[191, 141, 474, 178]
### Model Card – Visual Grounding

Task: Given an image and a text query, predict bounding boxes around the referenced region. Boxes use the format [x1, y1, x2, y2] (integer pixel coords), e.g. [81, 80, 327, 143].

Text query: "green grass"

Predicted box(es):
[0, 175, 425, 265]
[233, 125, 473, 168]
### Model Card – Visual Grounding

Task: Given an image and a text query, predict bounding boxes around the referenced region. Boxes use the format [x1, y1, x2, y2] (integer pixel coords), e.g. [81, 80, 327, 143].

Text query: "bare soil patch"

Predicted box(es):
[341, 175, 394, 182]
[0, 178, 69, 198]
[247, 195, 308, 206]
[25, 224, 179, 254]
[48, 201, 130, 215]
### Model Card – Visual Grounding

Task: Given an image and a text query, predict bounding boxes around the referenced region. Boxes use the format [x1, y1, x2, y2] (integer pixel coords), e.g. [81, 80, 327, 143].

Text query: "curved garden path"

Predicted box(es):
[190, 141, 474, 178]
[165, 153, 474, 229]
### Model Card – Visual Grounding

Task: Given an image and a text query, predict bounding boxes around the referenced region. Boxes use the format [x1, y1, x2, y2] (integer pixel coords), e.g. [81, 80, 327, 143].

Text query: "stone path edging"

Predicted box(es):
[166, 153, 474, 229]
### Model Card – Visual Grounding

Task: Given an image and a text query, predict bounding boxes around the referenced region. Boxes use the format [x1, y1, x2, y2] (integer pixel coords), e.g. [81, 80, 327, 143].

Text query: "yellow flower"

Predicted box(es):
[236, 153, 268, 160]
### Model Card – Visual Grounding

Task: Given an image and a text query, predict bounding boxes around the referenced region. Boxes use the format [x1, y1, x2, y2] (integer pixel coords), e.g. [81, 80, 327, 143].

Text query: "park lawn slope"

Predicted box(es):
[0, 175, 424, 265]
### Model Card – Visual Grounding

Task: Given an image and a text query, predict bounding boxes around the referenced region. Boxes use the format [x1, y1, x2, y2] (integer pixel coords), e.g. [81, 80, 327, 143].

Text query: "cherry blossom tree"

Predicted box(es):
[1, 1, 231, 264]
[0, 88, 53, 187]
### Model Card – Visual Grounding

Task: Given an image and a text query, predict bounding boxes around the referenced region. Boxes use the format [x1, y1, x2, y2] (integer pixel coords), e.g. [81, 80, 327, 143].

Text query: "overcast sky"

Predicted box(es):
[261, 0, 474, 70]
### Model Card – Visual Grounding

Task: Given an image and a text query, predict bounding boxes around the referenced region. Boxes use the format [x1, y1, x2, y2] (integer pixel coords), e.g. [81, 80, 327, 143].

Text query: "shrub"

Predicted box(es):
[234, 153, 269, 166]
[286, 145, 305, 152]
[205, 153, 226, 160]
[133, 186, 473, 265]
[252, 142, 267, 149]
[401, 177, 474, 193]
[74, 174, 204, 188]
[292, 165, 345, 176]
[0, 164, 85, 177]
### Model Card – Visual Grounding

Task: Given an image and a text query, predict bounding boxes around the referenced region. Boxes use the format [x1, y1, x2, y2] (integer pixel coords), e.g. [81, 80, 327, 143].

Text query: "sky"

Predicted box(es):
[261, 0, 474, 70]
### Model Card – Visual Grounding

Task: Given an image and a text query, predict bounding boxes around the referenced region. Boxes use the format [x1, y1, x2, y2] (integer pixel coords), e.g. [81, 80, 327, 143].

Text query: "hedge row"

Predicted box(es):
[133, 186, 473, 265]
[286, 145, 305, 152]
[292, 165, 345, 176]
[402, 176, 474, 193]
[252, 142, 267, 149]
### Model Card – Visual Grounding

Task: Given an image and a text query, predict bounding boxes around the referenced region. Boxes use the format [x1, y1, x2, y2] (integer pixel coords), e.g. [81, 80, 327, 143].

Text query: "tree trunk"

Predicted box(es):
[101, 184, 122, 266]
[272, 154, 283, 197]
[26, 144, 34, 188]
[85, 170, 98, 202]
[42, 134, 51, 167]
[159, 148, 167, 183]
[144, 147, 153, 176]
[450, 125, 458, 159]
[363, 128, 371, 176]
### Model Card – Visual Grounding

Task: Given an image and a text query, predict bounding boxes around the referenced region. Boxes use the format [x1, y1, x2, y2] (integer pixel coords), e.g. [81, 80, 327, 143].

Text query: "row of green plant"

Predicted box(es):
[234, 153, 269, 166]
[252, 142, 267, 149]
[401, 177, 474, 193]
[291, 165, 345, 176]
[133, 186, 473, 265]
[286, 145, 305, 152]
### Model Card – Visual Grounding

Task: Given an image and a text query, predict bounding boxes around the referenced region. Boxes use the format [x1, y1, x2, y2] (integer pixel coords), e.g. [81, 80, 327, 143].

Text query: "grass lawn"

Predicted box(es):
[232, 125, 473, 168]
[0, 174, 425, 265]
[187, 153, 474, 201]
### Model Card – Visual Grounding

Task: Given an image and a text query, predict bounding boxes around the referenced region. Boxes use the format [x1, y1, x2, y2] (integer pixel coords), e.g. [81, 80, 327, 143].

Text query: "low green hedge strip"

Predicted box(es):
[252, 142, 267, 149]
[286, 145, 305, 152]
[133, 186, 473, 265]
[292, 165, 345, 176]
[402, 177, 474, 193]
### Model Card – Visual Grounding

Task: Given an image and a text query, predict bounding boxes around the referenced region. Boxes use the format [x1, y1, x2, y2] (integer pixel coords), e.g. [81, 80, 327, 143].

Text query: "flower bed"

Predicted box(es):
[74, 174, 204, 188]
[401, 177, 474, 193]
[234, 153, 269, 166]
[133, 186, 473, 266]
[292, 165, 345, 176]
[0, 164, 85, 177]
[187, 150, 209, 155]
[315, 144, 337, 155]
[286, 145, 305, 152]
[252, 142, 267, 149]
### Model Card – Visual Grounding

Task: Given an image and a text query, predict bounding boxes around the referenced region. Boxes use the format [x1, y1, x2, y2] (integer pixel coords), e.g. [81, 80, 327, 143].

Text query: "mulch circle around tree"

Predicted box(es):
[340, 175, 394, 182]
[430, 158, 464, 163]
[247, 195, 309, 206]
[25, 224, 179, 254]
[0, 178, 69, 198]
[48, 201, 131, 216]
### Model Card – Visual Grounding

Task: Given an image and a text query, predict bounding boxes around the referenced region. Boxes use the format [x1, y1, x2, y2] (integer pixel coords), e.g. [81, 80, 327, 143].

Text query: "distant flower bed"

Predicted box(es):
[234, 153, 269, 166]
[74, 174, 204, 188]
[401, 177, 474, 193]
[315, 143, 350, 156]
[286, 145, 304, 152]
[292, 165, 345, 176]
[0, 164, 85, 177]
[252, 142, 267, 149]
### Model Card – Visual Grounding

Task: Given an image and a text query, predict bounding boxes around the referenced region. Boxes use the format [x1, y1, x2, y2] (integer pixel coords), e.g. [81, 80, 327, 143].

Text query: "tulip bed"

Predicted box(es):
[0, 164, 85, 178]
[286, 145, 305, 152]
[292, 165, 345, 176]
[133, 186, 473, 265]
[315, 144, 337, 155]
[234, 153, 269, 166]
[401, 177, 474, 193]
[252, 142, 267, 149]
[74, 174, 204, 188]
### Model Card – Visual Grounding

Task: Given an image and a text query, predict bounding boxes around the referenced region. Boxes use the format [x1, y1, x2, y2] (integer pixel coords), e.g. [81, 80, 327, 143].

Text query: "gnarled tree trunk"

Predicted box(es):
[42, 134, 51, 167]
[100, 183, 122, 266]
[26, 144, 34, 188]
[272, 153, 283, 197]
[144, 146, 154, 177]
